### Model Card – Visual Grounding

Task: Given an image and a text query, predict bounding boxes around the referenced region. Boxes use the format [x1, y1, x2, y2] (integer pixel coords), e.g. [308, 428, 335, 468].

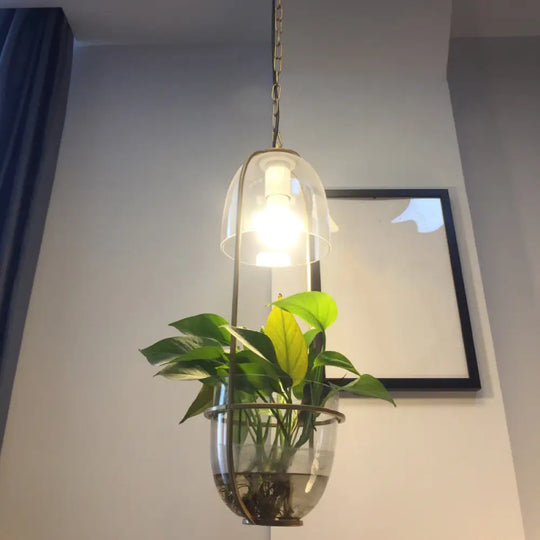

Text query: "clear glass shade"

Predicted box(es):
[220, 149, 331, 267]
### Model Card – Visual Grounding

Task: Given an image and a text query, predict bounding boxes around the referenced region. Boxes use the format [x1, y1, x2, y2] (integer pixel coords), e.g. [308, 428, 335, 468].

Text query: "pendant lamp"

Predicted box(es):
[140, 1, 394, 525]
[207, 0, 342, 527]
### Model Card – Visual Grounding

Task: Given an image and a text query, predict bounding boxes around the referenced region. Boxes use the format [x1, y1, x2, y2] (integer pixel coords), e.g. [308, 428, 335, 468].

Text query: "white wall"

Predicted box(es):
[449, 36, 540, 540]
[0, 44, 271, 540]
[274, 1, 524, 539]
[0, 1, 525, 539]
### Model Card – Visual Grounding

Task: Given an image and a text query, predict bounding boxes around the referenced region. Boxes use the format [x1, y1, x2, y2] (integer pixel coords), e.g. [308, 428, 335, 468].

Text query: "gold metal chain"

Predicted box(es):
[272, 0, 283, 148]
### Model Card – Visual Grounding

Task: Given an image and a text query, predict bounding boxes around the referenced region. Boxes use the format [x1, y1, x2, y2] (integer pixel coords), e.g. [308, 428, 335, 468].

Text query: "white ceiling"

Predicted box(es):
[0, 0, 539, 44]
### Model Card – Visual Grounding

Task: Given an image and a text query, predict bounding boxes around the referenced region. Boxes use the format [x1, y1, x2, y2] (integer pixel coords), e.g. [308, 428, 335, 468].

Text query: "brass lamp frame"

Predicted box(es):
[205, 148, 345, 526]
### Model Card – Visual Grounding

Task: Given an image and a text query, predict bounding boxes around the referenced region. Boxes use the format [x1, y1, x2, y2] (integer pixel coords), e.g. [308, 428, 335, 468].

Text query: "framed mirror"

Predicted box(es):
[310, 189, 481, 391]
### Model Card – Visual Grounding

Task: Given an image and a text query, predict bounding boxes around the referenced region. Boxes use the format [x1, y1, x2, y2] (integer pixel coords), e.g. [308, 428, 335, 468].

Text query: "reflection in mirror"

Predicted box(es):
[391, 198, 444, 233]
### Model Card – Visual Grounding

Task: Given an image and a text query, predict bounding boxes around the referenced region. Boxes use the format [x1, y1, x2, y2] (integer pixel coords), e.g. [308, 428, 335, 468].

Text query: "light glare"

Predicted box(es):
[256, 252, 291, 267]
[253, 198, 304, 250]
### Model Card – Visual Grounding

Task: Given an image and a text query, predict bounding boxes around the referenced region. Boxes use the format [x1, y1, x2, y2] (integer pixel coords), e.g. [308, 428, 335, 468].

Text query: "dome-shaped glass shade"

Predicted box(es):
[221, 149, 331, 267]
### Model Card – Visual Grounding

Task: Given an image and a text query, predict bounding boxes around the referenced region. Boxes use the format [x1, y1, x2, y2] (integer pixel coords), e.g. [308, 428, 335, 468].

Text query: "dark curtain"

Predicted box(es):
[0, 8, 73, 449]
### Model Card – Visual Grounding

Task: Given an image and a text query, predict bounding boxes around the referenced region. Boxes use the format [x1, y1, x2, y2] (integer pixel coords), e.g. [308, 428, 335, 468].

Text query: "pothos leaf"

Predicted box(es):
[264, 304, 308, 386]
[180, 383, 214, 424]
[271, 291, 337, 332]
[303, 329, 320, 348]
[155, 358, 221, 381]
[313, 351, 360, 376]
[236, 350, 291, 395]
[175, 345, 225, 362]
[224, 326, 277, 364]
[140, 336, 222, 366]
[329, 375, 395, 406]
[169, 313, 230, 345]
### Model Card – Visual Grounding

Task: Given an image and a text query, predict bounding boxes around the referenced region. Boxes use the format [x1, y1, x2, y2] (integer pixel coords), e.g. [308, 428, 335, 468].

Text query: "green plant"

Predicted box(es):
[141, 291, 393, 423]
[140, 291, 394, 521]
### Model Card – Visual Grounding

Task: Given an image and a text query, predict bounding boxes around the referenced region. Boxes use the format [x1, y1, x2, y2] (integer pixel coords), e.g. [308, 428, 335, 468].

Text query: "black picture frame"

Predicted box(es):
[312, 189, 481, 391]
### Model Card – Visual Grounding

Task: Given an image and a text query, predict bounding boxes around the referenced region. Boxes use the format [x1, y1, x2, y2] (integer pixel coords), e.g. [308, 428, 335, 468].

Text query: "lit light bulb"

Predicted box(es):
[253, 194, 304, 250]
[253, 159, 305, 253]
